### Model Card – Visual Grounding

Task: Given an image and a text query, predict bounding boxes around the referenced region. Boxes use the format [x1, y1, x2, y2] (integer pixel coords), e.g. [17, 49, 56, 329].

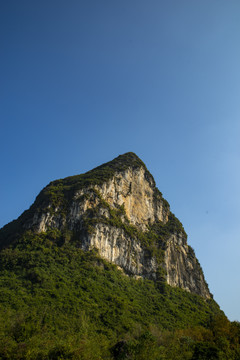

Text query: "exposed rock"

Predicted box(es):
[82, 224, 158, 279]
[164, 233, 210, 298]
[93, 167, 169, 230]
[0, 152, 211, 299]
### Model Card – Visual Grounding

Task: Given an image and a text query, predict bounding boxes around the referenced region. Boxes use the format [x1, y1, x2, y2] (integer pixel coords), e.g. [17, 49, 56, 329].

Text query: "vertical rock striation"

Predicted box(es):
[0, 152, 211, 299]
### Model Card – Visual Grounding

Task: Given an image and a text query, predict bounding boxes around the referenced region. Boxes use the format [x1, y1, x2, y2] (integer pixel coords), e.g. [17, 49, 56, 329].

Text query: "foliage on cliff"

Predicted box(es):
[0, 229, 240, 359]
[40, 152, 159, 205]
[0, 152, 169, 250]
[0, 153, 239, 359]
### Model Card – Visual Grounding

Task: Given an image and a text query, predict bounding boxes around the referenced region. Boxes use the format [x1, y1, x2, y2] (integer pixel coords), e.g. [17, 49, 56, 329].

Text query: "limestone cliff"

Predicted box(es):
[0, 152, 211, 299]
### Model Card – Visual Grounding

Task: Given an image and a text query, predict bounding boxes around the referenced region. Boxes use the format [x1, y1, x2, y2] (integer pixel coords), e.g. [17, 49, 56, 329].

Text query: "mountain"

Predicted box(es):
[0, 152, 210, 298]
[0, 152, 239, 360]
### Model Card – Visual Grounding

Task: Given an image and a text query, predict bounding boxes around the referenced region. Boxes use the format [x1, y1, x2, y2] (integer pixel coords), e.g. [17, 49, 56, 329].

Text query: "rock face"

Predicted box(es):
[93, 167, 169, 230]
[0, 152, 211, 299]
[164, 234, 210, 299]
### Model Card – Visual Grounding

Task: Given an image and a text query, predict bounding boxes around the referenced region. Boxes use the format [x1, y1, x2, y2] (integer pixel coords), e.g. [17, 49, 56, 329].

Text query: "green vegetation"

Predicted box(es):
[35, 152, 167, 214]
[43, 152, 156, 203]
[81, 188, 190, 268]
[0, 229, 239, 359]
[0, 152, 169, 250]
[79, 190, 186, 267]
[1, 153, 240, 358]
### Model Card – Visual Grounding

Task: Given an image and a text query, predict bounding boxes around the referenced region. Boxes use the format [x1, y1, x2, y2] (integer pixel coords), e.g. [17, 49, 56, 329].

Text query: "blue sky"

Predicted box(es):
[1, 1, 240, 321]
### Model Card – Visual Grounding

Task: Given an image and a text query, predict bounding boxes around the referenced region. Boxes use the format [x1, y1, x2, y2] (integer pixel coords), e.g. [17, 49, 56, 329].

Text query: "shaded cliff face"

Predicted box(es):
[0, 152, 211, 299]
[164, 234, 210, 299]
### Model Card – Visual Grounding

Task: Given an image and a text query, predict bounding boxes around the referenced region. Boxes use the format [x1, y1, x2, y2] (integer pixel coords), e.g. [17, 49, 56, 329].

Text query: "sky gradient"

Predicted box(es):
[1, 1, 240, 321]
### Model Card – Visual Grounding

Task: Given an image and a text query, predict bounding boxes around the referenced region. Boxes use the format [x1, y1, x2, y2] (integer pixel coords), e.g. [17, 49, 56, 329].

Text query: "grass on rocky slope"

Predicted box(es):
[0, 157, 176, 268]
[0, 152, 170, 250]
[40, 152, 155, 203]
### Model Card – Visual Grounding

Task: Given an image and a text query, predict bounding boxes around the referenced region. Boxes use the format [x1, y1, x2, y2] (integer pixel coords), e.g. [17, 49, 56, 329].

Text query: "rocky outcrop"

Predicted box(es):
[93, 167, 169, 230]
[164, 233, 210, 299]
[27, 166, 169, 228]
[0, 152, 211, 299]
[82, 224, 158, 279]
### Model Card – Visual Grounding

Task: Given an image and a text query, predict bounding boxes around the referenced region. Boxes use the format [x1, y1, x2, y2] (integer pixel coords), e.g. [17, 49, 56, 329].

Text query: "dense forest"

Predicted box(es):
[0, 229, 240, 359]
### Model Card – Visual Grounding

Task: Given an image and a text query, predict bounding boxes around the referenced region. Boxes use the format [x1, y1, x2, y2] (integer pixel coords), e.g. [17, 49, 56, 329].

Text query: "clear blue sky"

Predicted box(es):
[1, 0, 240, 321]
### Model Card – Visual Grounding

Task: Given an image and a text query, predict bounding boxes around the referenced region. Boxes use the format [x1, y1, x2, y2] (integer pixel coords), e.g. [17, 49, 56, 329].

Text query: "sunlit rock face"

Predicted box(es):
[93, 167, 169, 230]
[6, 152, 211, 299]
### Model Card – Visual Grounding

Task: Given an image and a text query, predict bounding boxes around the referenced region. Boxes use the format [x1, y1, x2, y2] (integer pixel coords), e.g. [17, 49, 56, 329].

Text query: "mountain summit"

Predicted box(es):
[0, 152, 210, 298]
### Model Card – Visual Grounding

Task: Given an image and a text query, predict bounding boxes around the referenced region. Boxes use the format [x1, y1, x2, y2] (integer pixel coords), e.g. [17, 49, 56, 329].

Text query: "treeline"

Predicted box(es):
[1, 312, 240, 359]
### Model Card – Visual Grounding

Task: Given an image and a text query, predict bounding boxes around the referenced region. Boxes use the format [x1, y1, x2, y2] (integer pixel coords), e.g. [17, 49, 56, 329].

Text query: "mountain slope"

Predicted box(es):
[1, 152, 239, 359]
[1, 152, 210, 298]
